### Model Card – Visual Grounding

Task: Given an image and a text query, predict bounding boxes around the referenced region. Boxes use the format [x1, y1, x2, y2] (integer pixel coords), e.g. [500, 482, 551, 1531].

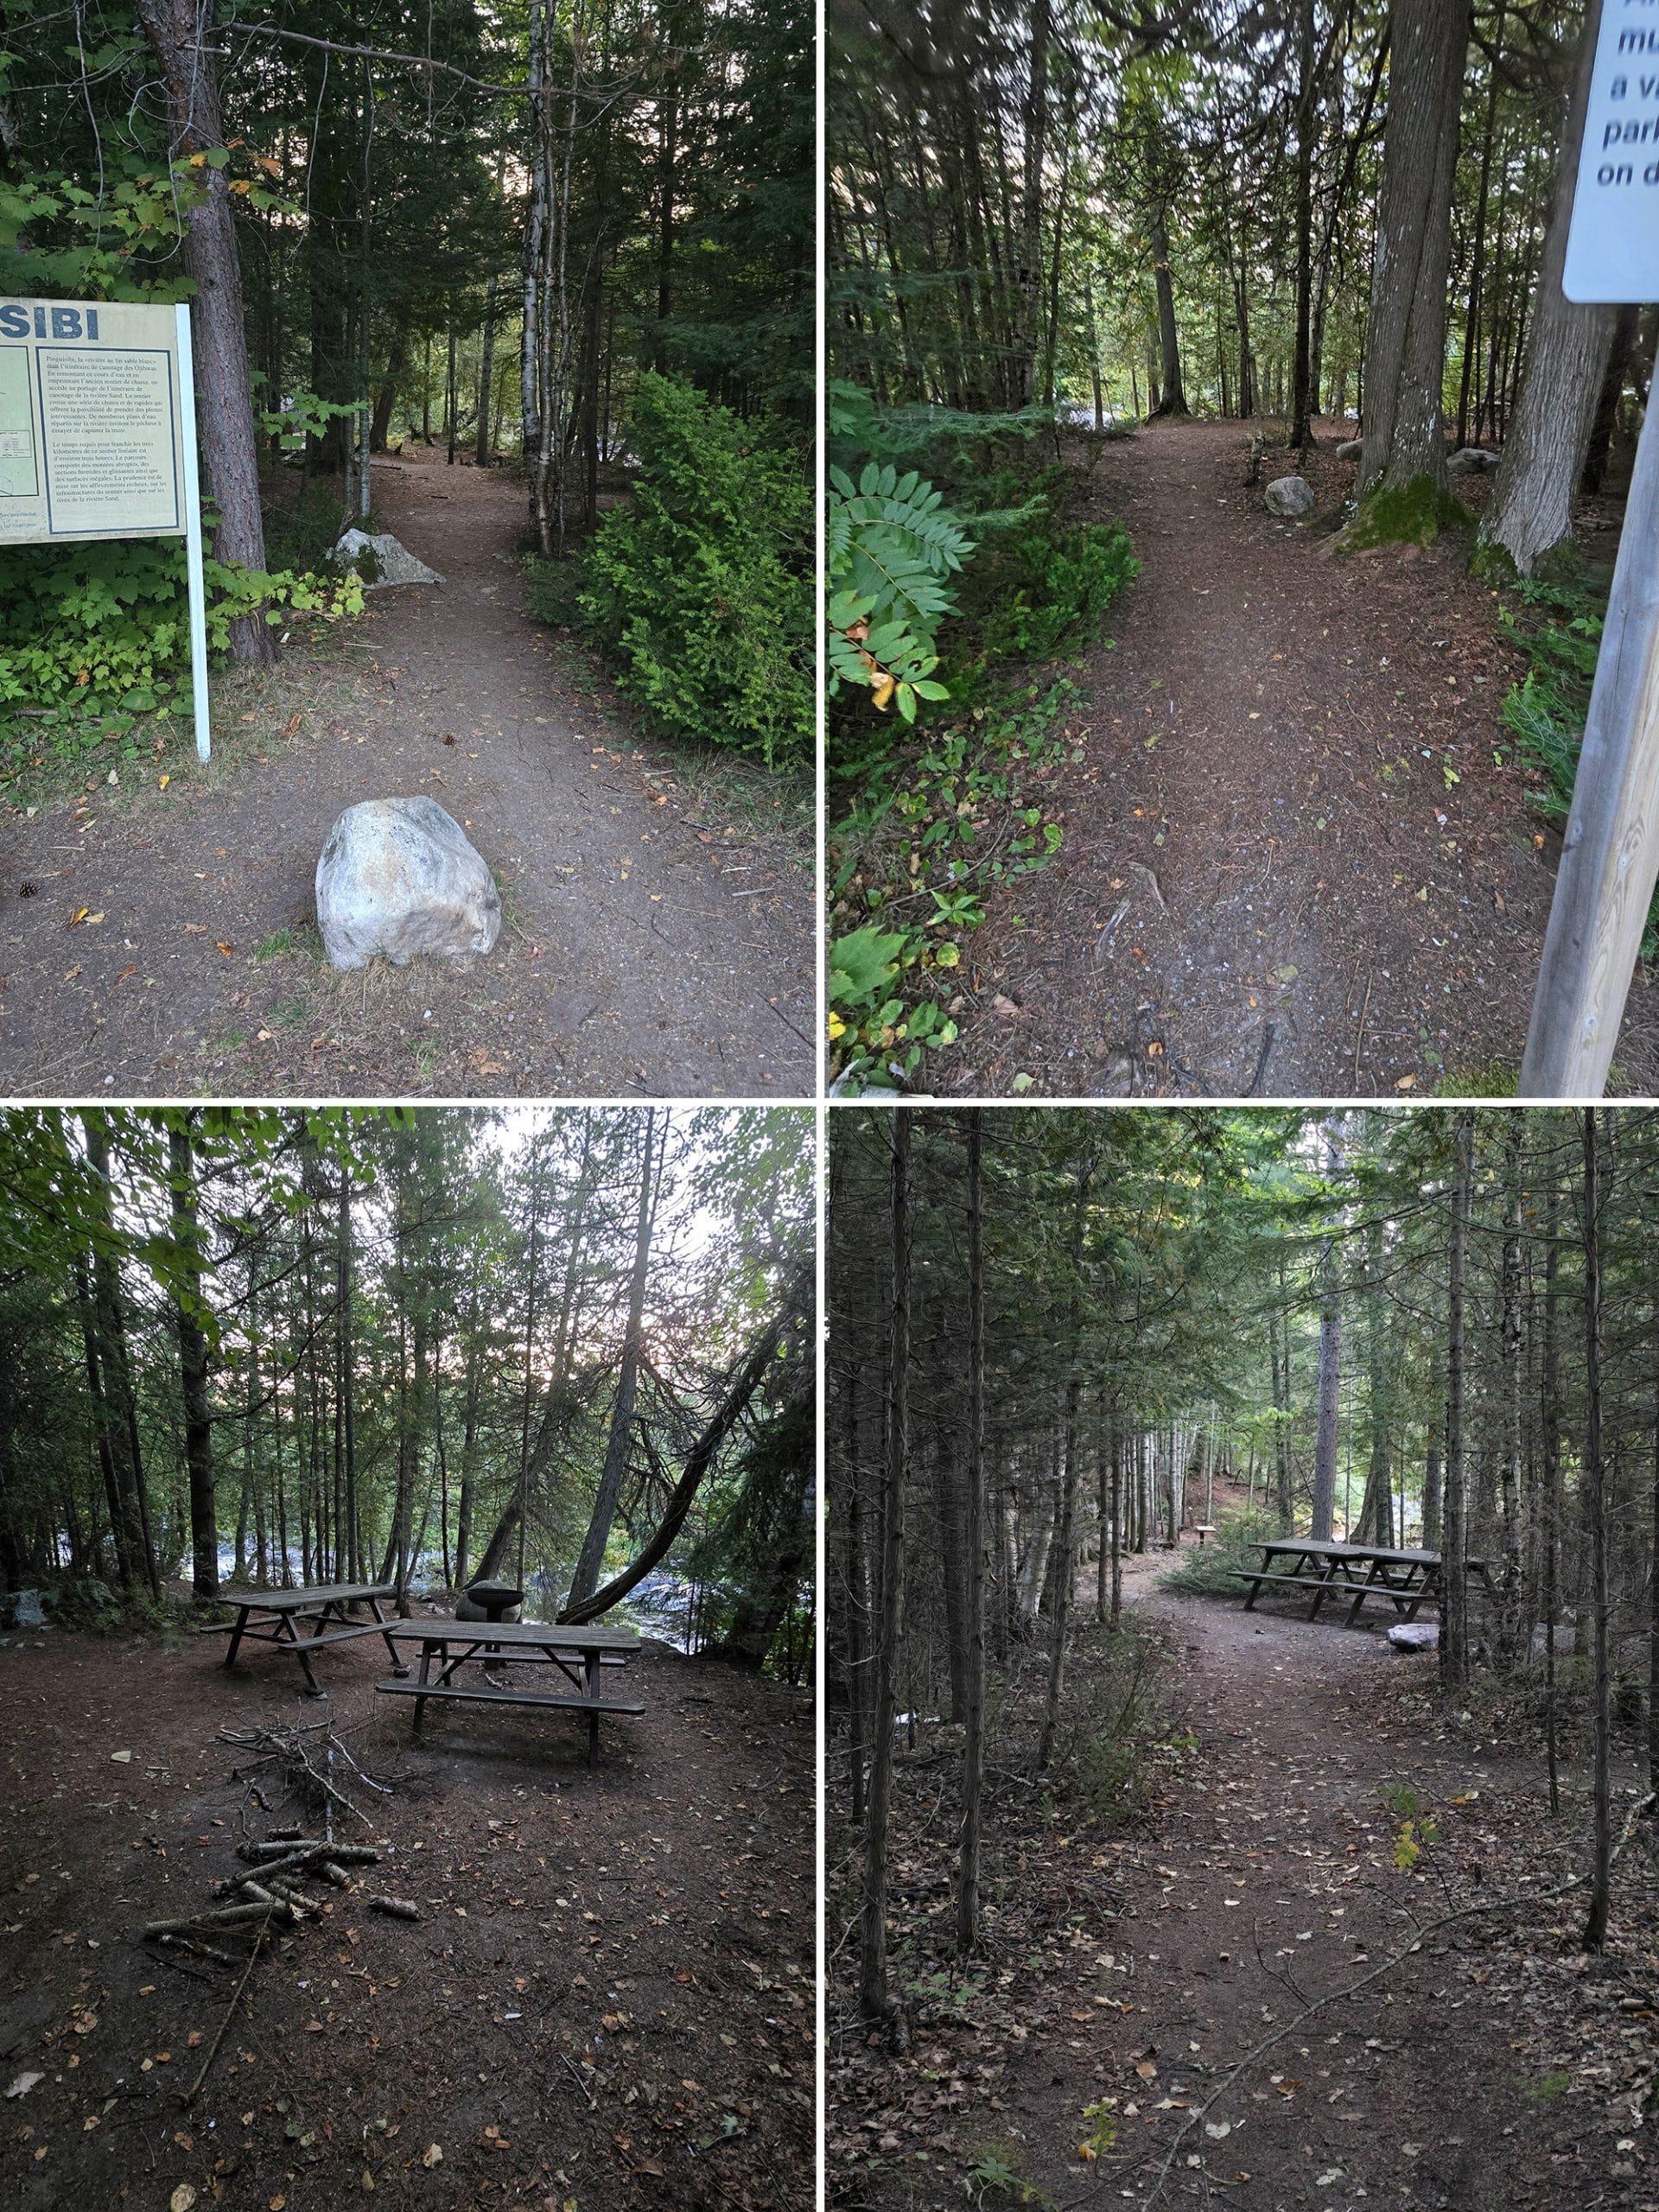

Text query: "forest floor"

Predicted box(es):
[936, 415, 1659, 1098]
[0, 446, 813, 1098]
[828, 1539, 1659, 2211]
[0, 1616, 813, 2212]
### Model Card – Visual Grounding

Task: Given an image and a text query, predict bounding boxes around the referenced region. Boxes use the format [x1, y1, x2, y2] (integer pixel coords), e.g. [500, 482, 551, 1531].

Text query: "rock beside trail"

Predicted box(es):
[4, 1590, 47, 1630]
[1387, 1622, 1439, 1652]
[333, 527, 443, 586]
[1264, 475, 1315, 518]
[1447, 447, 1501, 474]
[315, 797, 501, 971]
[1335, 439, 1364, 461]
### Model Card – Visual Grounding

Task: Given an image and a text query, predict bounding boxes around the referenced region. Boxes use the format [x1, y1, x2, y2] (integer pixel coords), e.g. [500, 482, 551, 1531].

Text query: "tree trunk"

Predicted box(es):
[1357, 0, 1468, 510]
[1311, 1121, 1343, 1541]
[957, 1109, 986, 1958]
[569, 1110, 660, 1605]
[860, 1115, 909, 2030]
[1289, 0, 1318, 450]
[474, 276, 499, 465]
[168, 1115, 218, 1603]
[1014, 0, 1051, 404]
[133, 0, 274, 664]
[1478, 16, 1615, 575]
[1440, 1110, 1473, 1692]
[1148, 202, 1188, 417]
[1581, 1108, 1611, 1948]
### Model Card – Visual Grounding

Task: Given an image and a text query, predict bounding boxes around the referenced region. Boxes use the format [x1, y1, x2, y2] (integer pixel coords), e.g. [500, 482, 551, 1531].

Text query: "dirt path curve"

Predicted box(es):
[941, 419, 1659, 1098]
[995, 1551, 1646, 2212]
[0, 448, 811, 1098]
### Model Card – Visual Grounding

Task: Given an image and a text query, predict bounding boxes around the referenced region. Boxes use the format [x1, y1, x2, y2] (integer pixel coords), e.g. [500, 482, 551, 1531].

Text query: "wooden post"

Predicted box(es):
[1520, 394, 1659, 1094]
[1521, 0, 1659, 1095]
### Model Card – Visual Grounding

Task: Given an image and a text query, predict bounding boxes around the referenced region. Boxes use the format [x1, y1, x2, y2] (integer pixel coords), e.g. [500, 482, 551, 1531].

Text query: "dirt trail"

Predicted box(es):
[941, 418, 1659, 1098]
[0, 1619, 812, 2211]
[0, 448, 811, 1098]
[988, 1549, 1652, 2211]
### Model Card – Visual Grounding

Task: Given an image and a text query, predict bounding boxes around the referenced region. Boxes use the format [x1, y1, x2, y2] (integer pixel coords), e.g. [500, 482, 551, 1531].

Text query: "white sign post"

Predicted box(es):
[1521, 1, 1659, 1095]
[0, 296, 212, 761]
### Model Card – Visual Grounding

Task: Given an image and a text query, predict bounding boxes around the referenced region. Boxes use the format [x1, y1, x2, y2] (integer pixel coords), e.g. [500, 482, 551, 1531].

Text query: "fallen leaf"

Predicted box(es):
[216, 941, 234, 957]
[171, 2189, 197, 2212]
[421, 2145, 443, 2170]
[1395, 1075, 1415, 1091]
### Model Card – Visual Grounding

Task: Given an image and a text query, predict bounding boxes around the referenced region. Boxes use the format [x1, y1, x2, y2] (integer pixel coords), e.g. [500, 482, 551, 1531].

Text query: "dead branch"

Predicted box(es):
[181, 1912, 272, 2107]
[1127, 1791, 1656, 2209]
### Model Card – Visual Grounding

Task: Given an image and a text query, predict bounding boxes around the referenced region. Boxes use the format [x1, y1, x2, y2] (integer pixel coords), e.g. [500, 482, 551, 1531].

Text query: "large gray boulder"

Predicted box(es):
[333, 528, 442, 586]
[1335, 439, 1364, 462]
[316, 798, 501, 971]
[6, 1591, 47, 1630]
[1447, 447, 1500, 474]
[1264, 475, 1315, 518]
[1388, 1622, 1439, 1652]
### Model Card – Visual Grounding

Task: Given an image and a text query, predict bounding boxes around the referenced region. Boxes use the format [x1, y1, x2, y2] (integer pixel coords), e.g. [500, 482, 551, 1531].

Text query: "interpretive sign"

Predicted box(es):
[1563, 0, 1659, 302]
[1521, 3, 1659, 1091]
[0, 298, 212, 759]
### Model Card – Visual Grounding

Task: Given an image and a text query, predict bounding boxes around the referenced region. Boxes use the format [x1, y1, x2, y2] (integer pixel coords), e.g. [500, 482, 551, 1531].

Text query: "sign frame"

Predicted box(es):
[0, 296, 211, 761]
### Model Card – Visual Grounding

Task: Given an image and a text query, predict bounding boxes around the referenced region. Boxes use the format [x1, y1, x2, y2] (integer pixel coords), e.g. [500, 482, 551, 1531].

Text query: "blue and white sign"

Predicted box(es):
[1564, 0, 1659, 302]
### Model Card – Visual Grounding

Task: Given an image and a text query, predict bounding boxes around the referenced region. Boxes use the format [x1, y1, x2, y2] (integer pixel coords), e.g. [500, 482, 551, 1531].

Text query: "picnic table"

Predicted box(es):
[374, 1618, 645, 1765]
[1227, 1539, 1494, 1630]
[201, 1584, 406, 1699]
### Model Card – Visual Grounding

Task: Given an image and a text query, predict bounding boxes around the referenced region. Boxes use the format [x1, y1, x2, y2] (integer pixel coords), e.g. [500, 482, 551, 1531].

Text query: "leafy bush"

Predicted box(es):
[1157, 1505, 1282, 1597]
[575, 372, 811, 769]
[0, 539, 361, 722]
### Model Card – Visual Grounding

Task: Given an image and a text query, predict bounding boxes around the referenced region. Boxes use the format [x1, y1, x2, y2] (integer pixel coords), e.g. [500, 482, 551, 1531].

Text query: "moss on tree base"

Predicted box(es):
[1342, 474, 1471, 551]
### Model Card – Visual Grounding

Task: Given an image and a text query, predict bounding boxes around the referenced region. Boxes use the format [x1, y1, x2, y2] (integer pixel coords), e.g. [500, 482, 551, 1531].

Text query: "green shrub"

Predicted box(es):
[1158, 1505, 1282, 1597]
[975, 514, 1139, 662]
[575, 372, 811, 769]
[524, 554, 589, 629]
[0, 538, 361, 727]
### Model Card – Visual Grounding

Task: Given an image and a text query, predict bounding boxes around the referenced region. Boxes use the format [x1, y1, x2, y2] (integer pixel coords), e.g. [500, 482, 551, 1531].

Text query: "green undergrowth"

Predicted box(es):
[0, 534, 363, 789]
[827, 418, 1139, 1090]
[1158, 1505, 1282, 1597]
[828, 677, 1085, 1087]
[1343, 473, 1471, 550]
[1496, 565, 1658, 961]
[1051, 1617, 1187, 1827]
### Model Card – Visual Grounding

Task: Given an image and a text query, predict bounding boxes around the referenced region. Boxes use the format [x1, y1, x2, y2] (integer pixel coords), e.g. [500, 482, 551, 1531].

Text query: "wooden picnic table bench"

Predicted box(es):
[1227, 1540, 1493, 1630]
[201, 1584, 405, 1699]
[373, 1618, 645, 1766]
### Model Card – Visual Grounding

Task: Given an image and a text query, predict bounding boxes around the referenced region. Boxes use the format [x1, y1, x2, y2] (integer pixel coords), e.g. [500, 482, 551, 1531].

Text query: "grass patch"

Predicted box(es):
[1522, 2070, 1573, 2105]
[253, 927, 299, 963]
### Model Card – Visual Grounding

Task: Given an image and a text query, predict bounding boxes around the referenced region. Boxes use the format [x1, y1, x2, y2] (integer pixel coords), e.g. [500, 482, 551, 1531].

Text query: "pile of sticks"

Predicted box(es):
[143, 1838, 384, 1943]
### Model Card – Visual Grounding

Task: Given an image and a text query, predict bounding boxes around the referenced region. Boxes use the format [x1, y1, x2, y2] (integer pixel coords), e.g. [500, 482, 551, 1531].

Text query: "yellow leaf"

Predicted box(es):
[1395, 1075, 1415, 1090]
[158, 774, 170, 790]
[870, 673, 896, 711]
